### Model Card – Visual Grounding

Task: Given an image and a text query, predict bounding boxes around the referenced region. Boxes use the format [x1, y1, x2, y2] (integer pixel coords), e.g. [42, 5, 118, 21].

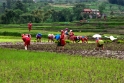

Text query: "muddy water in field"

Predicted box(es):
[0, 42, 124, 59]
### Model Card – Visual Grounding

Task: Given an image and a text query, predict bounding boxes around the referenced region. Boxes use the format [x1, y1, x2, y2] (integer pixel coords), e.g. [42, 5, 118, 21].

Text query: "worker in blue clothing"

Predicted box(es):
[36, 33, 42, 42]
[55, 34, 60, 41]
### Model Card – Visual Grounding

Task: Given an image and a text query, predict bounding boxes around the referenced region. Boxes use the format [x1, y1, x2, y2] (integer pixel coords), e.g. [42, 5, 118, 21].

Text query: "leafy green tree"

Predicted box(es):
[49, 8, 73, 22]
[73, 3, 86, 20]
[98, 3, 106, 14]
[1, 9, 16, 24]
[14, 1, 27, 12]
[60, 8, 72, 22]
[50, 9, 59, 22]
[108, 0, 124, 6]
[20, 13, 36, 23]
[31, 10, 44, 22]
[10, 9, 23, 23]
[1, 14, 8, 24]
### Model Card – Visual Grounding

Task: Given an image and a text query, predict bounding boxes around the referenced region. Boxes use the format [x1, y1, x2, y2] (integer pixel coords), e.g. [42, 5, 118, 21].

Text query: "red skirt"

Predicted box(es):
[24, 37, 30, 46]
[60, 39, 65, 46]
[28, 27, 32, 30]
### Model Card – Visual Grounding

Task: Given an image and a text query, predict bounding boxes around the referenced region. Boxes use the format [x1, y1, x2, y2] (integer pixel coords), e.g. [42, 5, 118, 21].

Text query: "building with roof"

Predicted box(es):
[83, 8, 100, 14]
[82, 8, 101, 19]
[83, 9, 92, 13]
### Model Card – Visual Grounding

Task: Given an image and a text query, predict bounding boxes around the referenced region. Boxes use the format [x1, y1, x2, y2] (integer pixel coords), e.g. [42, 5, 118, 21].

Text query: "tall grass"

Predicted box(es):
[0, 48, 124, 83]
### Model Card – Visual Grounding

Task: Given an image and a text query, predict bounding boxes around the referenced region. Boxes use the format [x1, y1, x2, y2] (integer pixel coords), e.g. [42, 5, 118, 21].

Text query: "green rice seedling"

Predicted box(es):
[0, 48, 124, 83]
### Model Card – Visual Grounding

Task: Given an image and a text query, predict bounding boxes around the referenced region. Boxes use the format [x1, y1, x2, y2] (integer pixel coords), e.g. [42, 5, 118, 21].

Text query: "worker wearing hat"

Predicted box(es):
[96, 37, 104, 50]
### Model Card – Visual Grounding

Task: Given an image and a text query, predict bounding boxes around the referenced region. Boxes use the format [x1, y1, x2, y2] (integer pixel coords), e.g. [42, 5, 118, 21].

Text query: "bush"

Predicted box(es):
[54, 40, 71, 44]
[117, 40, 124, 44]
[65, 40, 71, 43]
[104, 40, 112, 43]
[0, 31, 21, 36]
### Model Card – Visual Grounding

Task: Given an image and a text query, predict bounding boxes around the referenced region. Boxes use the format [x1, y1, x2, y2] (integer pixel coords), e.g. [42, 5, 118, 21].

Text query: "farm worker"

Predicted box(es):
[81, 36, 88, 43]
[22, 34, 31, 50]
[64, 28, 69, 35]
[64, 28, 69, 40]
[73, 36, 80, 43]
[36, 33, 42, 42]
[57, 30, 66, 51]
[95, 37, 104, 50]
[48, 34, 55, 42]
[55, 34, 60, 41]
[28, 21, 32, 32]
[69, 30, 74, 41]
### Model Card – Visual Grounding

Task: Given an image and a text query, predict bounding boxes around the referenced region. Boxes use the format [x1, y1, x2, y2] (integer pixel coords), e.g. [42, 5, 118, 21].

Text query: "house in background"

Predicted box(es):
[82, 8, 100, 19]
[91, 9, 100, 14]
[83, 8, 100, 14]
[83, 8, 92, 13]
[91, 9, 101, 18]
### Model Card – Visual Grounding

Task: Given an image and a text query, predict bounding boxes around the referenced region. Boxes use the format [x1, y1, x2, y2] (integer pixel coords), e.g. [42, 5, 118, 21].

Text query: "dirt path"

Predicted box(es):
[0, 42, 124, 60]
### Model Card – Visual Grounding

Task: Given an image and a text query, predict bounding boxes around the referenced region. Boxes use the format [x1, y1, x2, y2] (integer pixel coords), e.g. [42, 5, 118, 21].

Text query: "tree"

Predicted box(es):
[31, 10, 44, 22]
[50, 9, 59, 22]
[3, 2, 6, 9]
[6, 0, 11, 9]
[60, 8, 72, 22]
[14, 1, 27, 12]
[22, 0, 34, 3]
[73, 3, 86, 20]
[1, 9, 16, 24]
[108, 0, 124, 6]
[98, 3, 106, 14]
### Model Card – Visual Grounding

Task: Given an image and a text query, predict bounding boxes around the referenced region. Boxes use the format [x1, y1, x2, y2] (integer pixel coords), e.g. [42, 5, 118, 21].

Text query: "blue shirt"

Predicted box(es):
[36, 33, 42, 37]
[55, 34, 60, 40]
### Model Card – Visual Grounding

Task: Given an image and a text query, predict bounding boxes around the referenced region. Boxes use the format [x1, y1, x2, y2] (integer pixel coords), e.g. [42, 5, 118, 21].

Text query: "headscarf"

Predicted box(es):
[65, 28, 68, 30]
[61, 30, 64, 33]
[21, 34, 25, 37]
[70, 30, 72, 32]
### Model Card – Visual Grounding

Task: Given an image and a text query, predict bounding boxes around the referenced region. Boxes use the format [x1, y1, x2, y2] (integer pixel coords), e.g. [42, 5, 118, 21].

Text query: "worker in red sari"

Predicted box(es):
[73, 36, 80, 43]
[22, 34, 31, 50]
[80, 36, 88, 43]
[28, 21, 32, 32]
[57, 30, 66, 51]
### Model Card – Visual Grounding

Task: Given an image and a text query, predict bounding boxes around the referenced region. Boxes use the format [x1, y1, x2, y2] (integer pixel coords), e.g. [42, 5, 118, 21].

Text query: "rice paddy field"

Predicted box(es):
[0, 19, 124, 82]
[0, 48, 124, 83]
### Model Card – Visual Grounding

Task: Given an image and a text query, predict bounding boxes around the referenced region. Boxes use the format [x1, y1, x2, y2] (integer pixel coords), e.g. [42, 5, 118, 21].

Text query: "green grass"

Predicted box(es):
[0, 36, 49, 42]
[0, 20, 124, 39]
[0, 48, 124, 83]
[0, 36, 21, 42]
[0, 23, 98, 37]
[0, 39, 21, 42]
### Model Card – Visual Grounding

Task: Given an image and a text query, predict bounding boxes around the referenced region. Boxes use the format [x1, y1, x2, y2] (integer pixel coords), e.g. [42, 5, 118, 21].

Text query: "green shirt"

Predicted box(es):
[98, 40, 104, 45]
